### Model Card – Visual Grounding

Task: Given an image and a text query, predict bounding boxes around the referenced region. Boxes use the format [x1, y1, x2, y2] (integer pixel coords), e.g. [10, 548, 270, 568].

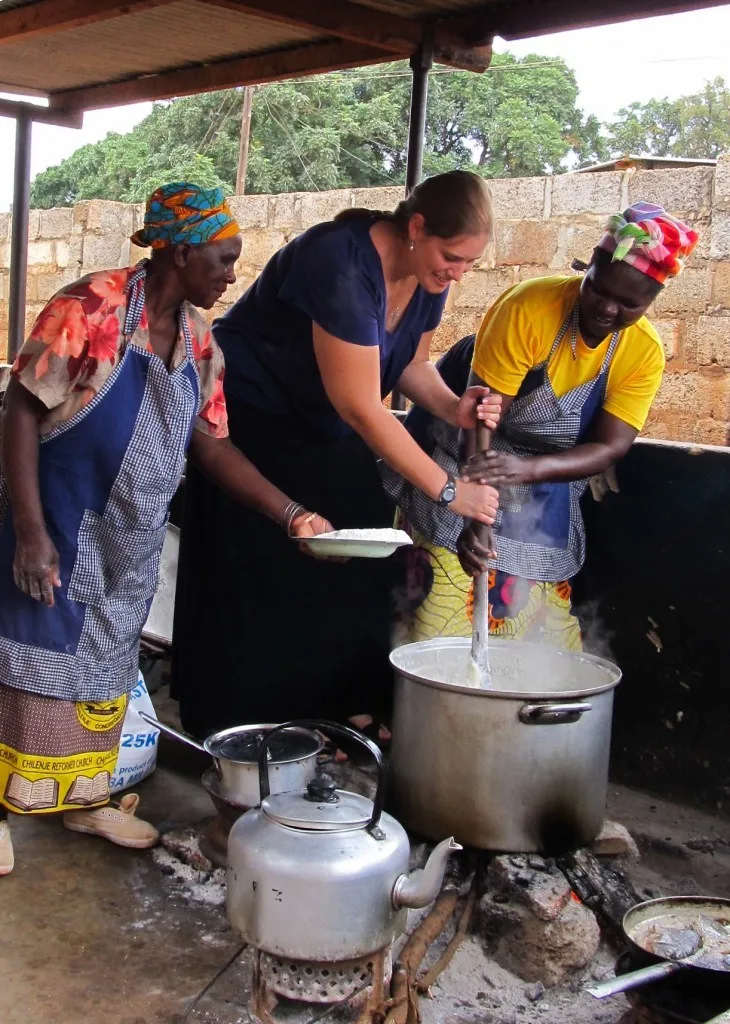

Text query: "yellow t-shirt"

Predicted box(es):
[471, 276, 664, 432]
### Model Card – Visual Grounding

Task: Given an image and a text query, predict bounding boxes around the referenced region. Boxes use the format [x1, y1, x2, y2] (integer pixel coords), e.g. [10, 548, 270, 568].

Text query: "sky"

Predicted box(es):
[0, 4, 729, 211]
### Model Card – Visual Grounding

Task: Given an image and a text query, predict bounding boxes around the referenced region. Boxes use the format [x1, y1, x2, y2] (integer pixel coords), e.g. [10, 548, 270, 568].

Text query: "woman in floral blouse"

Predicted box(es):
[0, 183, 333, 876]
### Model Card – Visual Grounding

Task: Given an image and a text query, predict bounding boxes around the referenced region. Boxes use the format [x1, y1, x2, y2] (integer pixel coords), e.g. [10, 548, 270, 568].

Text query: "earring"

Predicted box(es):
[409, 241, 415, 251]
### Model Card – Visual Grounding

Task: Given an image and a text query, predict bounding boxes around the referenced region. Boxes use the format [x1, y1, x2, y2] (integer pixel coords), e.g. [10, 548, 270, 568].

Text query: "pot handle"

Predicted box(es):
[586, 959, 685, 999]
[257, 720, 387, 832]
[519, 702, 593, 725]
[137, 710, 207, 753]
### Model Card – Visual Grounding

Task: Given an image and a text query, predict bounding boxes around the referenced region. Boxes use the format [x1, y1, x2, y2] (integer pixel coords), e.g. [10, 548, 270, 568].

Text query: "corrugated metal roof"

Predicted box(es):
[0, 0, 725, 115]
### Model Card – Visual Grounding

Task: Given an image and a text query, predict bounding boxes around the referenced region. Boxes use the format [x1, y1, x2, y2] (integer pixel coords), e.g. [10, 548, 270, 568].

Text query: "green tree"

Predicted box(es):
[30, 96, 234, 208]
[422, 53, 608, 177]
[260, 53, 605, 180]
[607, 78, 730, 159]
[30, 54, 603, 207]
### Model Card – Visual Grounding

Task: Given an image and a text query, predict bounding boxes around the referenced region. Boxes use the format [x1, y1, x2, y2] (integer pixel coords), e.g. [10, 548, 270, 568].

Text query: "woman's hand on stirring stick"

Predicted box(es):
[457, 522, 495, 577]
[461, 450, 535, 487]
[457, 414, 500, 574]
[449, 481, 499, 524]
[454, 387, 502, 431]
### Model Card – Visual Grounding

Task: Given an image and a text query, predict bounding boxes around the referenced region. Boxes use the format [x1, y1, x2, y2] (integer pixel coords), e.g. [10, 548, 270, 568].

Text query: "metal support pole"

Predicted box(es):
[391, 33, 433, 414]
[8, 112, 32, 361]
[405, 35, 433, 196]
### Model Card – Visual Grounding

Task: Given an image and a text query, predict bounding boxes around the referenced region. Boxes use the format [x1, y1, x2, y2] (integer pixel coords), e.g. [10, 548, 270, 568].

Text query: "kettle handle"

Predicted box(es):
[258, 719, 387, 831]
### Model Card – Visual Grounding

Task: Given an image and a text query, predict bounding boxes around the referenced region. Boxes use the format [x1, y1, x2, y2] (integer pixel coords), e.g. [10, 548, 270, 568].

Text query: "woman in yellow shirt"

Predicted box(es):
[384, 202, 698, 649]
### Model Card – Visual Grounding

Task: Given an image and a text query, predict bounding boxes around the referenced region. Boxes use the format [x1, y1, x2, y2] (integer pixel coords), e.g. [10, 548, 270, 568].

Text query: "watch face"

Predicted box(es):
[442, 481, 456, 503]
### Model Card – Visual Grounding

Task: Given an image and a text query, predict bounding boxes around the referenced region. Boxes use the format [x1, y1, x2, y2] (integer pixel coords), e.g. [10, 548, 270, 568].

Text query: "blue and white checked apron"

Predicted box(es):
[382, 304, 620, 581]
[490, 303, 620, 581]
[0, 263, 200, 701]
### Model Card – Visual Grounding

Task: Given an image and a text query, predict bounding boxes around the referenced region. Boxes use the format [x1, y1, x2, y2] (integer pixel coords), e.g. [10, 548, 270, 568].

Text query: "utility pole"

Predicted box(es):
[235, 86, 253, 195]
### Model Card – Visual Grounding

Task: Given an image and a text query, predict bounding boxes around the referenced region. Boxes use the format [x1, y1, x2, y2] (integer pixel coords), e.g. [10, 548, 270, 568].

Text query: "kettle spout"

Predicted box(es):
[391, 837, 462, 910]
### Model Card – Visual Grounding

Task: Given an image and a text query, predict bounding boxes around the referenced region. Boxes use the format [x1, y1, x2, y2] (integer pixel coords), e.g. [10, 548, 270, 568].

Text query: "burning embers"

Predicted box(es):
[478, 853, 601, 986]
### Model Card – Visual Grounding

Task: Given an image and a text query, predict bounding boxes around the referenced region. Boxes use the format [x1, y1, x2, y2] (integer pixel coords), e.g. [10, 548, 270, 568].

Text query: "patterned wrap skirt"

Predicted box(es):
[393, 526, 582, 651]
[0, 684, 127, 814]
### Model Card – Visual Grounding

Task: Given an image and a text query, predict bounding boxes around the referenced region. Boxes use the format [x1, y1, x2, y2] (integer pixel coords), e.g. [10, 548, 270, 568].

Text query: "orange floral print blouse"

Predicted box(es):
[11, 267, 228, 439]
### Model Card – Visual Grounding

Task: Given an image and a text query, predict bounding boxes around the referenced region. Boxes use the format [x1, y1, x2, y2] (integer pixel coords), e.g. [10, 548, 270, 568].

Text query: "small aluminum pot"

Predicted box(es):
[205, 724, 323, 807]
[140, 714, 323, 807]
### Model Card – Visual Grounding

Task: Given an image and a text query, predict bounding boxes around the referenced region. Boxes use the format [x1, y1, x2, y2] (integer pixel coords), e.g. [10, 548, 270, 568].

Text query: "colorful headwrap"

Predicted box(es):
[130, 182, 240, 249]
[597, 202, 699, 286]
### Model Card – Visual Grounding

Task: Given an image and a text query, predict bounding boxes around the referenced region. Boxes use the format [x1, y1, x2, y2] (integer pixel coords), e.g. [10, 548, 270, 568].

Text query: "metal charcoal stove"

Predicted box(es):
[616, 953, 730, 1024]
[199, 766, 249, 867]
[252, 947, 391, 1024]
[227, 721, 460, 1024]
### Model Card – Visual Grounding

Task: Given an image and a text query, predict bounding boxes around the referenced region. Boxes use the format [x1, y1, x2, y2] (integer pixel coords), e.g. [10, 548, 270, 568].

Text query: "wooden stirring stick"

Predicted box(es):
[468, 419, 494, 686]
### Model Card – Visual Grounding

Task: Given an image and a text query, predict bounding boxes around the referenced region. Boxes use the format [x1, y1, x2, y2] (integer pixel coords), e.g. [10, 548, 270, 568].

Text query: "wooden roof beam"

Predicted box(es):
[50, 39, 395, 112]
[0, 98, 82, 127]
[197, 0, 422, 53]
[197, 0, 492, 71]
[0, 81, 48, 99]
[0, 0, 178, 45]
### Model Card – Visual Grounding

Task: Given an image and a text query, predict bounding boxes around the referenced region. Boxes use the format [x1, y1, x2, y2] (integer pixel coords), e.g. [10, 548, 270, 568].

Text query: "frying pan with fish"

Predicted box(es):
[588, 896, 730, 1000]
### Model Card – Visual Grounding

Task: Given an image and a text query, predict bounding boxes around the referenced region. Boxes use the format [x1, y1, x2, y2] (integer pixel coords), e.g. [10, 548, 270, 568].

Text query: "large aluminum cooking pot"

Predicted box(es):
[389, 637, 621, 853]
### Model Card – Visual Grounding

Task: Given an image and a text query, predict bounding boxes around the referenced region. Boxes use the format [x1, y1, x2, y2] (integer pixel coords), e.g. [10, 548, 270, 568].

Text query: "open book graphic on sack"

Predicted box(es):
[65, 771, 110, 806]
[5, 773, 59, 811]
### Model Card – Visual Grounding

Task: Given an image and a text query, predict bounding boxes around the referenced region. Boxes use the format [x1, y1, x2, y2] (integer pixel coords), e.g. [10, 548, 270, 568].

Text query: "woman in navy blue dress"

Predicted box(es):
[173, 171, 501, 735]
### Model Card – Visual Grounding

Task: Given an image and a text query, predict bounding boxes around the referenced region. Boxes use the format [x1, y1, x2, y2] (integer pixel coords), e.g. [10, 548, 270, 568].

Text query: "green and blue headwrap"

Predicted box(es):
[131, 182, 240, 249]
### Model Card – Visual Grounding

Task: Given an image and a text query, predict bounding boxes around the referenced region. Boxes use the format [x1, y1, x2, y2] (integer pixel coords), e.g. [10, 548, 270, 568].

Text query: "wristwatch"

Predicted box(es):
[437, 474, 457, 507]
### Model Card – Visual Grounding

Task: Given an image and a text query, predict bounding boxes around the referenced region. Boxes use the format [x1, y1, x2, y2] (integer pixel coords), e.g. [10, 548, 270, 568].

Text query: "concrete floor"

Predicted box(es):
[1, 693, 728, 1024]
[0, 755, 254, 1024]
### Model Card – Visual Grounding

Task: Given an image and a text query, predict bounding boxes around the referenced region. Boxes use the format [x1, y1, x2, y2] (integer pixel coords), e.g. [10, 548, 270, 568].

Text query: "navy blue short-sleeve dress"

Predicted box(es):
[172, 215, 447, 732]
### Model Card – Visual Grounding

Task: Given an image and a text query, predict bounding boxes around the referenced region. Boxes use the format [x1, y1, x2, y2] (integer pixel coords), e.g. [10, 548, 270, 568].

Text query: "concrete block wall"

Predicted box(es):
[0, 200, 139, 340]
[1, 158, 729, 445]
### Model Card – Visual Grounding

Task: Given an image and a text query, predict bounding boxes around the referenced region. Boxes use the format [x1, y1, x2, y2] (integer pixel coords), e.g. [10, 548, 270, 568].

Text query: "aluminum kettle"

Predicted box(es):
[226, 720, 461, 962]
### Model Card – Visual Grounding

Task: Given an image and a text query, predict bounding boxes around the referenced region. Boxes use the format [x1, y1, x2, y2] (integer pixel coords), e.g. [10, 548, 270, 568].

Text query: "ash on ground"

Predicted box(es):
[153, 826, 227, 907]
[151, 792, 729, 1024]
[418, 936, 623, 1024]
